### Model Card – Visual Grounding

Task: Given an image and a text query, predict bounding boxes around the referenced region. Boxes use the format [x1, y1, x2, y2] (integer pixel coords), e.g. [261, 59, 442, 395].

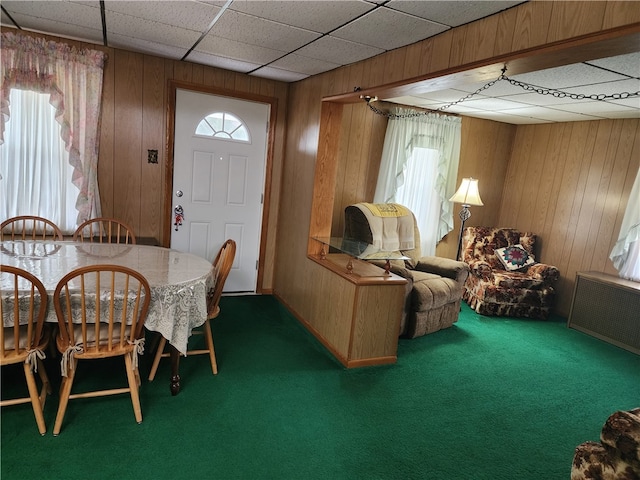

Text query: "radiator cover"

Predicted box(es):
[568, 271, 640, 355]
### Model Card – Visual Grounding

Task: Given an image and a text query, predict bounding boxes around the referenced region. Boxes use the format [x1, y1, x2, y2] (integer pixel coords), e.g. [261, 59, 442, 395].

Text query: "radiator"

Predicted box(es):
[567, 271, 640, 355]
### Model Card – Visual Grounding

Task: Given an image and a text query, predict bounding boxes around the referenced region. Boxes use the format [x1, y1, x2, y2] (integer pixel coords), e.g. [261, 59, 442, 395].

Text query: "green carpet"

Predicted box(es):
[1, 296, 639, 479]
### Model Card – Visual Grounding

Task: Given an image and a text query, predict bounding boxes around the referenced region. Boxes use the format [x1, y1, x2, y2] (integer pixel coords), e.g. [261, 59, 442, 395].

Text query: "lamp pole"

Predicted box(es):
[456, 204, 471, 261]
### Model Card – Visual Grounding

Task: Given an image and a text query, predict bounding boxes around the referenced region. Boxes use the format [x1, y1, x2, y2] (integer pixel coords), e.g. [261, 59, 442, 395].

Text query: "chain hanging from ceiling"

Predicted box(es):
[364, 66, 640, 118]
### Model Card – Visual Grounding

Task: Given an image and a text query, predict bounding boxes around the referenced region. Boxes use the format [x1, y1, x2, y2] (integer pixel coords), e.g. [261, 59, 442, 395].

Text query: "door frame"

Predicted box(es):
[163, 80, 278, 294]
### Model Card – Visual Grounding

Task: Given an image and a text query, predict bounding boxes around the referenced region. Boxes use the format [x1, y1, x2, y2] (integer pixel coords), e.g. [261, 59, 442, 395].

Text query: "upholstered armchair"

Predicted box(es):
[344, 204, 470, 338]
[460, 226, 560, 319]
[571, 408, 640, 480]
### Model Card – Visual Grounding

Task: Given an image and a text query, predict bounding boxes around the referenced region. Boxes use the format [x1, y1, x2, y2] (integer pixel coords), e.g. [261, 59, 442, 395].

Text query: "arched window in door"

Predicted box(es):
[195, 112, 250, 142]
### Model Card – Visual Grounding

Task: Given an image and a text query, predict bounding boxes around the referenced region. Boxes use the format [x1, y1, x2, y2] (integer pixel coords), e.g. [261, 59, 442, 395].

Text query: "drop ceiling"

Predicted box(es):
[1, 0, 639, 124]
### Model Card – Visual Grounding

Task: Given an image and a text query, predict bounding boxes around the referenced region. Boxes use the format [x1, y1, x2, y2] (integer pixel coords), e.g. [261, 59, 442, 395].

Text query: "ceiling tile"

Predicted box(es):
[332, 7, 448, 50]
[545, 100, 639, 116]
[2, 1, 102, 29]
[296, 36, 384, 65]
[414, 88, 482, 104]
[464, 110, 553, 124]
[451, 78, 529, 97]
[207, 9, 321, 52]
[586, 52, 640, 78]
[1, 1, 103, 43]
[387, 0, 524, 27]
[458, 96, 532, 111]
[228, 0, 374, 33]
[2, 13, 104, 44]
[383, 95, 440, 107]
[249, 66, 309, 83]
[108, 33, 187, 60]
[512, 63, 628, 89]
[106, 12, 202, 49]
[103, 1, 222, 32]
[195, 35, 285, 65]
[270, 53, 341, 76]
[500, 106, 603, 122]
[187, 50, 262, 73]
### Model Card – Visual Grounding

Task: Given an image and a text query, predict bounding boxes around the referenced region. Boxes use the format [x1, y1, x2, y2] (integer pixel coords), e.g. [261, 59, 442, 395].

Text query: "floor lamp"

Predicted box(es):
[450, 178, 484, 261]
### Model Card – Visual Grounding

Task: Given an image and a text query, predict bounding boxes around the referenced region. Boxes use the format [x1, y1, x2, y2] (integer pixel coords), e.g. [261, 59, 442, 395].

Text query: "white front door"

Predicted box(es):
[172, 89, 269, 293]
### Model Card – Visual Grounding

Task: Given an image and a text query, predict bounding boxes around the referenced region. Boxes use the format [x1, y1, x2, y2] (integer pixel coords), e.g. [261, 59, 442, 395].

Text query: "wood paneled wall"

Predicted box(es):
[275, 2, 640, 325]
[499, 118, 640, 316]
[1, 27, 289, 291]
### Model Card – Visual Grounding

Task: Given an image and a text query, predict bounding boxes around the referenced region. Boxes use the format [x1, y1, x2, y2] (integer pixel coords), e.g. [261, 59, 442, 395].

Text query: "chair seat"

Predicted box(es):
[2, 326, 48, 351]
[492, 271, 545, 289]
[56, 323, 135, 355]
[410, 272, 463, 311]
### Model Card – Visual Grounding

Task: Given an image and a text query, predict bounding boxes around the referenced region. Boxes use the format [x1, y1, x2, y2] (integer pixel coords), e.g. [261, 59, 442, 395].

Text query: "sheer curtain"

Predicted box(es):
[0, 89, 78, 231]
[610, 166, 640, 282]
[0, 32, 106, 229]
[374, 107, 462, 255]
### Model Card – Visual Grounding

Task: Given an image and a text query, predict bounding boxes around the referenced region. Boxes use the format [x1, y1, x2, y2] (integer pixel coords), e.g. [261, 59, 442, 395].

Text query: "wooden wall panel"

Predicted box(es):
[547, 1, 607, 43]
[511, 2, 554, 51]
[139, 55, 165, 239]
[499, 119, 640, 317]
[463, 16, 500, 64]
[331, 103, 387, 237]
[603, 1, 640, 28]
[113, 50, 143, 230]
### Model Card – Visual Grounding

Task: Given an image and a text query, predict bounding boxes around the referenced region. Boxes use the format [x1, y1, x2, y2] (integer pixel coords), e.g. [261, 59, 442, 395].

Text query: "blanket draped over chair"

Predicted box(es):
[352, 203, 415, 251]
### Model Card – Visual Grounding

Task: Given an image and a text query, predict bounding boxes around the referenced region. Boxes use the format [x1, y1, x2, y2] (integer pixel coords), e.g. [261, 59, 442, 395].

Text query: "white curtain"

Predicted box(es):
[0, 31, 106, 227]
[374, 107, 461, 255]
[610, 166, 640, 282]
[0, 89, 78, 231]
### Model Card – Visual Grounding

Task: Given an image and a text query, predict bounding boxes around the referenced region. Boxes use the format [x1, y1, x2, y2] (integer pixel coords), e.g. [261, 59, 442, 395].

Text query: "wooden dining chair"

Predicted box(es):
[72, 217, 137, 244]
[0, 265, 52, 435]
[148, 239, 236, 380]
[1, 215, 64, 241]
[52, 264, 150, 435]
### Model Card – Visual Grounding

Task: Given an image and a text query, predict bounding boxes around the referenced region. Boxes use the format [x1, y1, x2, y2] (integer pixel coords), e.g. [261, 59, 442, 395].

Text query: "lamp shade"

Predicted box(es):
[449, 178, 484, 206]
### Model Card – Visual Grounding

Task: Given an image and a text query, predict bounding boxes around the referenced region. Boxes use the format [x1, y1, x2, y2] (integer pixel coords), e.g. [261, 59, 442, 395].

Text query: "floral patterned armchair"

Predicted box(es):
[571, 408, 640, 480]
[460, 226, 560, 319]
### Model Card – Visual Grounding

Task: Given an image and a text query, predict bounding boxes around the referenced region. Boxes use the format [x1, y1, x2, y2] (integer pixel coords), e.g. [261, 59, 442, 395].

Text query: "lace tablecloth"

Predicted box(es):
[0, 240, 214, 355]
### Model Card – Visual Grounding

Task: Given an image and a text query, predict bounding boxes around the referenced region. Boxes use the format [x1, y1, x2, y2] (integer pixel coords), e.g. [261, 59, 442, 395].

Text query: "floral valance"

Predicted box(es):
[0, 31, 107, 223]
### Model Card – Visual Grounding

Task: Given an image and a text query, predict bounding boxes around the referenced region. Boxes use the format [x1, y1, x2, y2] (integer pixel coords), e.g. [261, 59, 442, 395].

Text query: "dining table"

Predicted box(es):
[0, 239, 214, 395]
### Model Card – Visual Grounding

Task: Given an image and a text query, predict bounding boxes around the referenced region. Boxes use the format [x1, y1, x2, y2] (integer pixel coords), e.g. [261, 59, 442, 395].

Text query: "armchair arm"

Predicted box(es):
[467, 259, 494, 281]
[526, 263, 560, 284]
[413, 256, 470, 285]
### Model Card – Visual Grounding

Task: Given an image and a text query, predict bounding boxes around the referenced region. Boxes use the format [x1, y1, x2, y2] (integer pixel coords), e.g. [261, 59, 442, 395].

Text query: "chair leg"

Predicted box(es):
[53, 365, 77, 436]
[125, 353, 143, 424]
[23, 363, 47, 435]
[148, 336, 167, 381]
[203, 320, 218, 375]
[37, 357, 52, 402]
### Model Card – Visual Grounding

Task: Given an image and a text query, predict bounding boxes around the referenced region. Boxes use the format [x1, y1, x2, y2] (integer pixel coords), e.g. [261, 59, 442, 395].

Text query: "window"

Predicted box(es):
[374, 108, 462, 256]
[0, 88, 79, 232]
[394, 147, 442, 255]
[610, 166, 640, 282]
[195, 112, 249, 142]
